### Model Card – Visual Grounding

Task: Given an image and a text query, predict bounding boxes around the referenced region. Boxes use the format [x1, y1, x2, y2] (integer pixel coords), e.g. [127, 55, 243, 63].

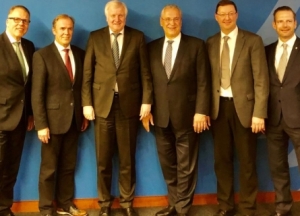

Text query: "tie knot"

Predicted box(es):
[13, 41, 20, 47]
[282, 43, 288, 49]
[223, 36, 230, 42]
[112, 33, 121, 38]
[167, 40, 174, 45]
[63, 48, 69, 54]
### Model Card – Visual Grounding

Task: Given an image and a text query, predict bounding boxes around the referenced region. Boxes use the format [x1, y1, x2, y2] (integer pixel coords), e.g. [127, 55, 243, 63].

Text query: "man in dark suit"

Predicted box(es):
[265, 6, 300, 216]
[81, 1, 152, 216]
[0, 5, 35, 216]
[31, 14, 88, 216]
[206, 1, 269, 216]
[143, 4, 210, 216]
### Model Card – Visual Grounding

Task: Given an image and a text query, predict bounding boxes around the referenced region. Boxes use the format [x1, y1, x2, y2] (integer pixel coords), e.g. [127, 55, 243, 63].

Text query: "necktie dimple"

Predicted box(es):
[13, 42, 26, 81]
[164, 40, 174, 79]
[221, 36, 230, 89]
[112, 33, 121, 69]
[63, 49, 73, 81]
[277, 43, 288, 82]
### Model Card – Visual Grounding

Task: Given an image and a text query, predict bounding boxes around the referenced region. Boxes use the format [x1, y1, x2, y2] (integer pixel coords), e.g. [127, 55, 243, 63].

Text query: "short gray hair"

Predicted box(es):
[104, 0, 128, 17]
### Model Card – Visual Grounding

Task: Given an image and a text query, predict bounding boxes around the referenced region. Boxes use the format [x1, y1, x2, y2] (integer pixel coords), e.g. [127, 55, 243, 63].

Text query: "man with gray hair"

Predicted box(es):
[82, 1, 153, 216]
[143, 4, 210, 216]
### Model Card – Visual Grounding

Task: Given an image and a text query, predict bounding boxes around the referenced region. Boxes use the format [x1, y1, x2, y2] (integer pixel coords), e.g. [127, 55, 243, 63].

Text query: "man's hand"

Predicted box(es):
[83, 106, 95, 120]
[27, 115, 34, 131]
[193, 113, 209, 133]
[38, 127, 50, 144]
[141, 113, 154, 132]
[81, 118, 89, 132]
[139, 104, 151, 120]
[251, 117, 265, 133]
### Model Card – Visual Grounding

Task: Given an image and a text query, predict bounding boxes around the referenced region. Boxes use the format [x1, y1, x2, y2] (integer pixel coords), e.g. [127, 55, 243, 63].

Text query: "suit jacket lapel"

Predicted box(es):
[169, 34, 185, 80]
[102, 27, 115, 69]
[269, 41, 278, 81]
[2, 33, 24, 82]
[211, 33, 221, 80]
[283, 37, 300, 82]
[119, 26, 131, 70]
[231, 29, 245, 76]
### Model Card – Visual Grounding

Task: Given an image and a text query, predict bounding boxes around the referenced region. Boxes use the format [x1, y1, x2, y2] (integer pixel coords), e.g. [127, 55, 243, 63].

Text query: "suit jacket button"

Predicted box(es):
[21, 100, 24, 103]
[70, 103, 73, 106]
[279, 100, 281, 103]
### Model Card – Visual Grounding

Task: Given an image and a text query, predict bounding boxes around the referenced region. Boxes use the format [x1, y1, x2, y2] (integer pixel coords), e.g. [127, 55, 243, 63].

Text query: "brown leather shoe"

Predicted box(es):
[274, 212, 291, 216]
[57, 206, 87, 216]
[156, 206, 176, 216]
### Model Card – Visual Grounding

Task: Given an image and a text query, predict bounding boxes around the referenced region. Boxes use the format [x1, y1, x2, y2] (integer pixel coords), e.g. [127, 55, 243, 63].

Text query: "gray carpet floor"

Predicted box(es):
[17, 202, 300, 216]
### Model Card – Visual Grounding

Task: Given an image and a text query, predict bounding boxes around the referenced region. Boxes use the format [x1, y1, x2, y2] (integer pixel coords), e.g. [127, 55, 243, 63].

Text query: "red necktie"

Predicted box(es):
[63, 49, 73, 81]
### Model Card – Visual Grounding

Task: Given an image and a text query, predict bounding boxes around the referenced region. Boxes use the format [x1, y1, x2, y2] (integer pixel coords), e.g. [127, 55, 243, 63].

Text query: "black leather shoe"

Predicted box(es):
[214, 209, 235, 216]
[156, 206, 176, 216]
[99, 207, 111, 216]
[124, 207, 138, 216]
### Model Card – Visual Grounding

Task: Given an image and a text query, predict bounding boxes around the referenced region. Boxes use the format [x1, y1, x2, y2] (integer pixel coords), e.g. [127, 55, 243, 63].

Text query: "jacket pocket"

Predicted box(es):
[93, 83, 101, 90]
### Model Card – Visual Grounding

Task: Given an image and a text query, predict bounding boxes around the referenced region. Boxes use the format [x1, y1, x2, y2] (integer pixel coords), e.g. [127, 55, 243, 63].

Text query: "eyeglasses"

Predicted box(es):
[8, 17, 30, 25]
[162, 17, 181, 23]
[216, 12, 237, 18]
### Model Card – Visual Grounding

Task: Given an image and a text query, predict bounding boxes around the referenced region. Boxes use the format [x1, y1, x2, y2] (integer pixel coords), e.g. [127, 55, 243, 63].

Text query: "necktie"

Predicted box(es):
[277, 43, 288, 82]
[164, 40, 174, 79]
[221, 36, 230, 89]
[13, 42, 26, 80]
[63, 49, 73, 81]
[112, 33, 121, 69]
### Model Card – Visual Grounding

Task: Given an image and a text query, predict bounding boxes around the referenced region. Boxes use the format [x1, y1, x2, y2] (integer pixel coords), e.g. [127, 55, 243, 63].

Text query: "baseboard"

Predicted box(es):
[11, 191, 300, 213]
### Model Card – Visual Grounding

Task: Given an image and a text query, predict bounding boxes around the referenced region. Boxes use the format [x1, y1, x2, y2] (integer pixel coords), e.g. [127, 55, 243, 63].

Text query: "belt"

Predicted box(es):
[220, 96, 233, 101]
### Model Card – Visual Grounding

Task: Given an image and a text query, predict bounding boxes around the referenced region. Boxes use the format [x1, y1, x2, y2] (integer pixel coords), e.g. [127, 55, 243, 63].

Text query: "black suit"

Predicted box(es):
[265, 37, 300, 214]
[0, 32, 34, 214]
[148, 34, 210, 213]
[82, 26, 152, 208]
[31, 43, 85, 214]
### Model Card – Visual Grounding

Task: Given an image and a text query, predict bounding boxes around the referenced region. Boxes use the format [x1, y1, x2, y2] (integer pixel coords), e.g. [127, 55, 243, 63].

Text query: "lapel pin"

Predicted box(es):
[296, 47, 298, 50]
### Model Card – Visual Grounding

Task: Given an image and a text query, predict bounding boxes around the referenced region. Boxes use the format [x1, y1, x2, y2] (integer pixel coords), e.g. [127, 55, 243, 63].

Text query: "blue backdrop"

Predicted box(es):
[1, 0, 299, 201]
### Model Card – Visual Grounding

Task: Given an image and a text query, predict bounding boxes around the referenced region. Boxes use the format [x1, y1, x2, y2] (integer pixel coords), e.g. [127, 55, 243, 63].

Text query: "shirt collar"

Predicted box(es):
[164, 32, 181, 44]
[221, 26, 238, 39]
[109, 28, 124, 35]
[54, 40, 71, 51]
[278, 34, 297, 48]
[6, 30, 20, 43]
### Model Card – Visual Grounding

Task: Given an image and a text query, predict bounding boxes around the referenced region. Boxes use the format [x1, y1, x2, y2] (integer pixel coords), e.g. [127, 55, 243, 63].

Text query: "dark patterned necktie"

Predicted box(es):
[112, 33, 121, 68]
[63, 49, 73, 81]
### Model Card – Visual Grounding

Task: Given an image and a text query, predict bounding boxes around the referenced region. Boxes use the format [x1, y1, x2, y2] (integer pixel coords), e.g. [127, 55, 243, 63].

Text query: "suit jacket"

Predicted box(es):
[206, 28, 269, 128]
[265, 37, 300, 128]
[0, 32, 35, 131]
[31, 43, 85, 134]
[148, 34, 211, 130]
[82, 26, 153, 118]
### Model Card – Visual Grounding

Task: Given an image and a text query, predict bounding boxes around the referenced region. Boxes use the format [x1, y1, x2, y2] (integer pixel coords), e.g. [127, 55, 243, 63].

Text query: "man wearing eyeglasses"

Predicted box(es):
[143, 4, 210, 216]
[206, 1, 269, 216]
[0, 5, 35, 216]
